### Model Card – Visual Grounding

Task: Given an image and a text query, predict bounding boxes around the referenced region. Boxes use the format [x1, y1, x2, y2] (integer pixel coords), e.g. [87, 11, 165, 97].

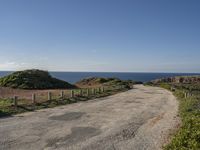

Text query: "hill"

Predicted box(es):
[75, 77, 142, 88]
[0, 69, 75, 89]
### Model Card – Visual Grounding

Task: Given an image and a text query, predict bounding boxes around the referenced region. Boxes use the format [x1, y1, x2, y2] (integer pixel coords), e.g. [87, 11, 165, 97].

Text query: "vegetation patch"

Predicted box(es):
[0, 69, 75, 89]
[146, 77, 200, 150]
[75, 77, 142, 88]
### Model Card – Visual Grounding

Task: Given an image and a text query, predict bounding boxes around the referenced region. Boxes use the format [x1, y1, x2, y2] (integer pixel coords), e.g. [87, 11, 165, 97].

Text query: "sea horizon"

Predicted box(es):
[1, 71, 200, 84]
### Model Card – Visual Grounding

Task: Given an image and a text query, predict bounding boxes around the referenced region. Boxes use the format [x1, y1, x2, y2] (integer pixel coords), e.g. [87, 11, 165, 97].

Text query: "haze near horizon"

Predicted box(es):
[0, 0, 200, 73]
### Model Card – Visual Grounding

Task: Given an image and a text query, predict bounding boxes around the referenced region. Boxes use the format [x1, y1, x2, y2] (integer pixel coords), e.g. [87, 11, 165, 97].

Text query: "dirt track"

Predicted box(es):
[0, 85, 179, 150]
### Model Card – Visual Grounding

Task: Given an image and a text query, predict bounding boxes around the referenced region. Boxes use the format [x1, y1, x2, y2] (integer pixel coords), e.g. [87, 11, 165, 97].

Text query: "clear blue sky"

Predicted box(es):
[0, 0, 200, 72]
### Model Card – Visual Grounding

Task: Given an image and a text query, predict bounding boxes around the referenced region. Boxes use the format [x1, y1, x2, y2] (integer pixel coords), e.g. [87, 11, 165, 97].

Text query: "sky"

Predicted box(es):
[0, 0, 200, 72]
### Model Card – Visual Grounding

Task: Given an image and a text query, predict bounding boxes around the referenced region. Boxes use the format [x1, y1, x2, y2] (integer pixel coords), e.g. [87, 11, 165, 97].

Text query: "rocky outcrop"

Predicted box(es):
[152, 76, 200, 84]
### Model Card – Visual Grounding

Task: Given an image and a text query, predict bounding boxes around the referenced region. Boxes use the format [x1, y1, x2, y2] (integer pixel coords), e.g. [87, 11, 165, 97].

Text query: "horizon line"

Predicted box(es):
[0, 70, 200, 74]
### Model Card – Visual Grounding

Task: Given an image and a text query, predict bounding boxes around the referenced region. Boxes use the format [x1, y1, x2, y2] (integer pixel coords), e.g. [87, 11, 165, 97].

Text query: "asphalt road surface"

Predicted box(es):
[0, 85, 179, 150]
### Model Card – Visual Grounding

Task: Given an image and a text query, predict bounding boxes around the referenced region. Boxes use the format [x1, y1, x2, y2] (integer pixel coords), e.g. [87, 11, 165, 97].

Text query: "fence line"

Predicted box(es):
[7, 85, 130, 107]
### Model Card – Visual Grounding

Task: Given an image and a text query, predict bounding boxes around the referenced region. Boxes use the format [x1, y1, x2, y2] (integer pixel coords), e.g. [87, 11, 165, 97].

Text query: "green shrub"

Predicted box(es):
[0, 69, 75, 89]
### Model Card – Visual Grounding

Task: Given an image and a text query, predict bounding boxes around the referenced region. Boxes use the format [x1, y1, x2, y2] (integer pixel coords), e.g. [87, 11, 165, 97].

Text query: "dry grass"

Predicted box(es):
[0, 86, 72, 101]
[0, 86, 129, 117]
[0, 85, 121, 106]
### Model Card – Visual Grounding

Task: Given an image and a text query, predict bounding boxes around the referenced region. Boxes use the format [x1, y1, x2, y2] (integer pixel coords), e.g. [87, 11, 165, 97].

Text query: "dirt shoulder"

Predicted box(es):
[0, 85, 179, 150]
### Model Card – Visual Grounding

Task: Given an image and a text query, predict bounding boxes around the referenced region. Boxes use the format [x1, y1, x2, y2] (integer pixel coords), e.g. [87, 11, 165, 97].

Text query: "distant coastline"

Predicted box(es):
[0, 71, 200, 83]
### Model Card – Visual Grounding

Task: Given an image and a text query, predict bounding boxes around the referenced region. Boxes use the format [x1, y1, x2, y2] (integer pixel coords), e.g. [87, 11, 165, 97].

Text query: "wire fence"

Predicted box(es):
[0, 85, 128, 108]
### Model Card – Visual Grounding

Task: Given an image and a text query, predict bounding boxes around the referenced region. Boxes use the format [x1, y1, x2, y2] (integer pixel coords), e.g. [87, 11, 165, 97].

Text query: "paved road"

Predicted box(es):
[0, 85, 179, 150]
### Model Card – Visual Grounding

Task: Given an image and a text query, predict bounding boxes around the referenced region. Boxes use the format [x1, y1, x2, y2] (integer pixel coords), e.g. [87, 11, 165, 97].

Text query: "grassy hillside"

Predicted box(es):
[0, 69, 75, 89]
[75, 77, 142, 88]
[146, 77, 200, 150]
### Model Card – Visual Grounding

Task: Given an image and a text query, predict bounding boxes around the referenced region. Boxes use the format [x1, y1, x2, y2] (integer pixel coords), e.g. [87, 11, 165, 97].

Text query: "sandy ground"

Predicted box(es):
[0, 85, 179, 150]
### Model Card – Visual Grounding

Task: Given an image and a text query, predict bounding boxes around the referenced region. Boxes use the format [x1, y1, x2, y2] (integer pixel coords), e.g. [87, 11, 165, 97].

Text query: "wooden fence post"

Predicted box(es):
[102, 87, 104, 92]
[170, 87, 175, 92]
[60, 91, 64, 100]
[87, 89, 89, 96]
[32, 93, 36, 104]
[92, 89, 95, 95]
[48, 92, 52, 100]
[13, 96, 18, 107]
[184, 92, 187, 98]
[80, 89, 83, 96]
[71, 90, 74, 98]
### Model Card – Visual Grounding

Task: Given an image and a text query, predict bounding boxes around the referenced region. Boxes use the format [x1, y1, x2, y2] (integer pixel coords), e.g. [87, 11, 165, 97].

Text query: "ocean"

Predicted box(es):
[0, 71, 200, 84]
